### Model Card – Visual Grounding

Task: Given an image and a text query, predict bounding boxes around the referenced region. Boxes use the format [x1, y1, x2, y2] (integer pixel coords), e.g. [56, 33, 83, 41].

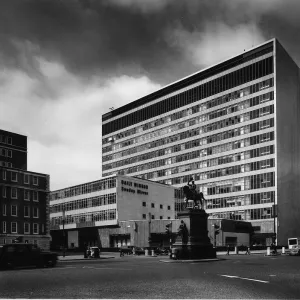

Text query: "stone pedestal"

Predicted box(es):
[172, 209, 216, 259]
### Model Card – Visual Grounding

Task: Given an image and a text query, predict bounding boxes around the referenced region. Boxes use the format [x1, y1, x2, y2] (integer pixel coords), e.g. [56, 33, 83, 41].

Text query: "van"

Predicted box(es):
[288, 237, 300, 249]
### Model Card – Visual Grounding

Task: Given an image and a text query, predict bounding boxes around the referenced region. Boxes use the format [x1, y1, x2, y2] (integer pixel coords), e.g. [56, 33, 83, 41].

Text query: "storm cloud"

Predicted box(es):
[1, 0, 300, 189]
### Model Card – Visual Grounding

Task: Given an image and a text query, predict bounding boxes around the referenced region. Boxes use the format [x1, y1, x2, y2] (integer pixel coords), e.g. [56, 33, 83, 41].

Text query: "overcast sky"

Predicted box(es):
[1, 0, 300, 191]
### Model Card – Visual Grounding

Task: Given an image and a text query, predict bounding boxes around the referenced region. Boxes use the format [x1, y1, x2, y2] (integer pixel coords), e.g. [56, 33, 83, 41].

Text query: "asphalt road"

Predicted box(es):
[1, 254, 300, 299]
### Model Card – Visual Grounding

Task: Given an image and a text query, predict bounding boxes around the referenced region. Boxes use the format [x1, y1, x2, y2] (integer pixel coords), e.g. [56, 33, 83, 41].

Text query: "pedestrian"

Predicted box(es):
[245, 246, 251, 255]
[226, 244, 230, 255]
[120, 248, 124, 257]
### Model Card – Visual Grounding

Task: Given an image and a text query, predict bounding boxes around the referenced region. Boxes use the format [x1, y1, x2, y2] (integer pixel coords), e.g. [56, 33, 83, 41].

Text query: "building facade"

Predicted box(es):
[101, 39, 300, 246]
[50, 175, 180, 249]
[0, 130, 50, 250]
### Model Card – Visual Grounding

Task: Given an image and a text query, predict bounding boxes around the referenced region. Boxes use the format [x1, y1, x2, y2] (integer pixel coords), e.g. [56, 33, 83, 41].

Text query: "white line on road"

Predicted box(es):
[82, 266, 132, 270]
[220, 274, 269, 283]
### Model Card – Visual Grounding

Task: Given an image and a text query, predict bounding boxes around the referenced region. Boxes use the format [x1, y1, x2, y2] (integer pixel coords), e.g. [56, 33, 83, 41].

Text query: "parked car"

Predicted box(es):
[134, 247, 145, 256]
[88, 247, 100, 258]
[154, 247, 169, 255]
[120, 246, 133, 255]
[289, 245, 300, 256]
[0, 243, 57, 269]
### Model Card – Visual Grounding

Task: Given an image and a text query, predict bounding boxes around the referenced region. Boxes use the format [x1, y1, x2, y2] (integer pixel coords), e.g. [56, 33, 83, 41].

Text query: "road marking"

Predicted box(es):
[220, 274, 269, 283]
[269, 275, 277, 277]
[82, 266, 132, 270]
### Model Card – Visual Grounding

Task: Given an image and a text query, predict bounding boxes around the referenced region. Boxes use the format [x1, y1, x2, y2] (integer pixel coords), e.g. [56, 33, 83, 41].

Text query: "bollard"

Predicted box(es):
[151, 249, 155, 257]
[234, 246, 239, 255]
[145, 249, 149, 256]
[267, 247, 270, 255]
[282, 247, 285, 254]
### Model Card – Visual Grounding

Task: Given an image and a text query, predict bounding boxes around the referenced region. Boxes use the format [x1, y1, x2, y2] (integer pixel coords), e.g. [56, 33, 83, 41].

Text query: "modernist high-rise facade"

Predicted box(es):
[0, 129, 50, 250]
[101, 39, 300, 246]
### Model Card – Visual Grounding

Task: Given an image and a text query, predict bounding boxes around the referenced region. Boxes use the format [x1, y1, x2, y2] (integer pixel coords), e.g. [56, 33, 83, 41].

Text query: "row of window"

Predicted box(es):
[50, 177, 116, 200]
[103, 90, 274, 162]
[207, 191, 275, 209]
[1, 221, 42, 234]
[50, 209, 117, 226]
[197, 172, 275, 195]
[1, 170, 39, 185]
[208, 207, 274, 221]
[2, 187, 39, 201]
[103, 116, 274, 172]
[103, 55, 274, 135]
[106, 129, 274, 178]
[142, 202, 171, 210]
[103, 84, 274, 154]
[0, 135, 12, 145]
[2, 204, 39, 218]
[0, 161, 12, 168]
[155, 148, 274, 186]
[142, 214, 171, 220]
[50, 193, 117, 213]
[0, 148, 12, 158]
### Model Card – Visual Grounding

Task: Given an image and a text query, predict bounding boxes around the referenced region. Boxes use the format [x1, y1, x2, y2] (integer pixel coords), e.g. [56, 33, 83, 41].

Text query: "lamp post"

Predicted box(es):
[272, 204, 277, 245]
[62, 205, 66, 257]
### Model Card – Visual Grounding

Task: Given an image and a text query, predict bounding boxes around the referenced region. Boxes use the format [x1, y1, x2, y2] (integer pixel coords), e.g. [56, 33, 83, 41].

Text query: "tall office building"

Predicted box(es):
[0, 130, 50, 249]
[101, 39, 300, 246]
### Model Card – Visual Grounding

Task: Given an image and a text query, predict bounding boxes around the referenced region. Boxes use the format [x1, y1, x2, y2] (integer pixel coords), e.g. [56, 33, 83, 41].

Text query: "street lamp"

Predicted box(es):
[62, 205, 66, 257]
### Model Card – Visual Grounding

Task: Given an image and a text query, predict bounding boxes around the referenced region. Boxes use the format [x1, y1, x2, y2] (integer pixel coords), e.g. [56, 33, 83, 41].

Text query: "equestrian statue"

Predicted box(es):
[182, 178, 206, 210]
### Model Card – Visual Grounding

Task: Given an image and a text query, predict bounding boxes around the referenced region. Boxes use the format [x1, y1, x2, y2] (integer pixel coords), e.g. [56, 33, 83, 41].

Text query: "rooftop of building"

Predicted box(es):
[102, 38, 276, 122]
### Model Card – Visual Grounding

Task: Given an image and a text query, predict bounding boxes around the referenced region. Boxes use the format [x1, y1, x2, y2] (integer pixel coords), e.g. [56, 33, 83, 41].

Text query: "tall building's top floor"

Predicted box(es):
[102, 39, 277, 136]
[0, 129, 27, 170]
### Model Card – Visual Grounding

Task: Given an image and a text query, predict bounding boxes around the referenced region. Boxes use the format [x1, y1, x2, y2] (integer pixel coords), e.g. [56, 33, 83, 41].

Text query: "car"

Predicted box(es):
[134, 247, 145, 256]
[289, 245, 300, 256]
[0, 243, 57, 269]
[89, 247, 100, 258]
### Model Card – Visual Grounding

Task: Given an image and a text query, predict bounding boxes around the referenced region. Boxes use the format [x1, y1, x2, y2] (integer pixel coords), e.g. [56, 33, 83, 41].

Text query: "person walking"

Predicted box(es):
[245, 246, 251, 255]
[226, 244, 230, 255]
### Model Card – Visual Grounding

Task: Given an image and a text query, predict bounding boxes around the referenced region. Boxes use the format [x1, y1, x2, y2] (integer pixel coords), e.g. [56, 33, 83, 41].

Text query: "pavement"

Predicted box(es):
[58, 249, 288, 261]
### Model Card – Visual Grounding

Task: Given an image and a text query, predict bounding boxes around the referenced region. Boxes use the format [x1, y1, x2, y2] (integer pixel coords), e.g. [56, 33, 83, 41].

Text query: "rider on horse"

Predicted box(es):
[188, 178, 196, 196]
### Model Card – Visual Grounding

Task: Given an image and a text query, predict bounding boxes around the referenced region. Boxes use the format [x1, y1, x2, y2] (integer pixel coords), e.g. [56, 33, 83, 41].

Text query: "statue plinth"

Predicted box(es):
[172, 209, 216, 260]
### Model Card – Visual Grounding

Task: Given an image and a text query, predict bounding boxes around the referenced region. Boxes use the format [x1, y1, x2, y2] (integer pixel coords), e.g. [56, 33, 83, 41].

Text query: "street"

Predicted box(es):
[1, 254, 300, 299]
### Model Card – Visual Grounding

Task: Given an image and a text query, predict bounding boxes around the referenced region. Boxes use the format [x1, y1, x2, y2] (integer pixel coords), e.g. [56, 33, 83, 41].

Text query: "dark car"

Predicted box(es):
[134, 247, 145, 256]
[120, 246, 133, 255]
[0, 243, 57, 269]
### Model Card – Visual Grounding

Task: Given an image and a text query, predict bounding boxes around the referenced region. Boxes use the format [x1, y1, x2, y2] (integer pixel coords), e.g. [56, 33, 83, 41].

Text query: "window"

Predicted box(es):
[33, 191, 38, 202]
[2, 170, 6, 180]
[2, 221, 6, 233]
[11, 205, 17, 216]
[33, 207, 39, 218]
[3, 204, 6, 216]
[7, 150, 12, 158]
[142, 202, 146, 207]
[24, 223, 30, 234]
[24, 174, 29, 184]
[160, 216, 163, 219]
[24, 206, 30, 217]
[7, 137, 12, 145]
[11, 187, 17, 199]
[160, 204, 163, 209]
[151, 203, 155, 208]
[11, 222, 17, 233]
[151, 215, 155, 219]
[33, 176, 38, 185]
[33, 223, 39, 234]
[24, 190, 30, 201]
[167, 217, 171, 220]
[167, 205, 171, 210]
[2, 186, 6, 198]
[11, 171, 17, 182]
[142, 214, 146, 219]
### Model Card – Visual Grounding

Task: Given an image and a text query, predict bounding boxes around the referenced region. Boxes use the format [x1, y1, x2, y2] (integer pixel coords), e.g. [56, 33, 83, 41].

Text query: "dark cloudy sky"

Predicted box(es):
[1, 0, 300, 190]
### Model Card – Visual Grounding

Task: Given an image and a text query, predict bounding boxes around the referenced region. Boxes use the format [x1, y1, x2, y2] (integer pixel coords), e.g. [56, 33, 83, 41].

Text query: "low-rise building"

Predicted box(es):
[50, 175, 181, 249]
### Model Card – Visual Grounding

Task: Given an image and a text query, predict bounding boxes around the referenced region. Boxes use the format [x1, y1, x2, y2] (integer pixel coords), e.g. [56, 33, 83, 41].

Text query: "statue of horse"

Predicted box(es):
[182, 185, 206, 210]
